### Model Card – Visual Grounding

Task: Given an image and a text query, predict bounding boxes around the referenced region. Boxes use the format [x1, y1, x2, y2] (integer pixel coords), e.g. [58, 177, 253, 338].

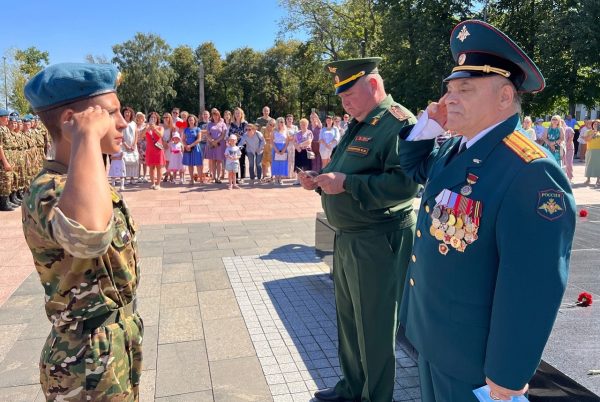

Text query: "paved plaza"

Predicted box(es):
[0, 162, 597, 401]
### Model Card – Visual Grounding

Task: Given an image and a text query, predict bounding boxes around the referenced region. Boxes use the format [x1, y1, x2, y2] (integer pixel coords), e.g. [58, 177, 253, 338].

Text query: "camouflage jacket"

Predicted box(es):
[22, 160, 139, 328]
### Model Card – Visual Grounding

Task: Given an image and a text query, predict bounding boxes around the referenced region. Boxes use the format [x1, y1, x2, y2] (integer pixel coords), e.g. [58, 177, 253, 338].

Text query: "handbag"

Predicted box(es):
[151, 131, 164, 150]
[306, 150, 316, 159]
[122, 150, 138, 164]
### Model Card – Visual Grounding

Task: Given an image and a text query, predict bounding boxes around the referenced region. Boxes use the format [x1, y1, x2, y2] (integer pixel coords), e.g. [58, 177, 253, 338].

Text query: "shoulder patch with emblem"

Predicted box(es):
[347, 145, 369, 156]
[537, 189, 566, 221]
[503, 131, 546, 163]
[389, 105, 409, 122]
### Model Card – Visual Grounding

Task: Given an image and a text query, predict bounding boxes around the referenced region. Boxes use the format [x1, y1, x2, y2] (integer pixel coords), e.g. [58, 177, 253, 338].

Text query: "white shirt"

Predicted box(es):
[407, 110, 503, 149]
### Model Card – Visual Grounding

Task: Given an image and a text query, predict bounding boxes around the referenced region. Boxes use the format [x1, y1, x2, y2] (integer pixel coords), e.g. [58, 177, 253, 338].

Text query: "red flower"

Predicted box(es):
[579, 209, 588, 217]
[577, 292, 593, 307]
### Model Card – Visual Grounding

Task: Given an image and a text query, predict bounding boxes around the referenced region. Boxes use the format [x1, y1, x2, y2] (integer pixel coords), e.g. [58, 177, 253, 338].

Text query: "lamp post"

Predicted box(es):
[3, 56, 7, 109]
[198, 60, 205, 113]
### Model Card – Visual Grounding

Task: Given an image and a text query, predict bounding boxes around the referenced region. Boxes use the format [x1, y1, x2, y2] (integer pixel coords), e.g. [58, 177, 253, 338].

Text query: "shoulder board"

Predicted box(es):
[502, 131, 546, 163]
[388, 105, 410, 122]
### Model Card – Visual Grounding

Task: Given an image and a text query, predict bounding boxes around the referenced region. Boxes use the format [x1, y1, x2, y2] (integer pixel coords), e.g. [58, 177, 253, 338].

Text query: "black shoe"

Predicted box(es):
[0, 196, 15, 211]
[314, 388, 353, 402]
[9, 192, 21, 206]
[16, 189, 24, 201]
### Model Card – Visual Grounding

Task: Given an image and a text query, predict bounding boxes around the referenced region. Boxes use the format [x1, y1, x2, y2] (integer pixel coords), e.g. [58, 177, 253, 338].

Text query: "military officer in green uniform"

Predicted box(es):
[397, 20, 576, 401]
[299, 58, 419, 402]
[23, 63, 143, 401]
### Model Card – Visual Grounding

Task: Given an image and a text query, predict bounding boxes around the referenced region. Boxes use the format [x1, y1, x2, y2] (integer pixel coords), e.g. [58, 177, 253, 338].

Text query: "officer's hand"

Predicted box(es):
[314, 172, 346, 194]
[486, 377, 528, 401]
[63, 106, 114, 143]
[427, 94, 448, 128]
[298, 170, 318, 190]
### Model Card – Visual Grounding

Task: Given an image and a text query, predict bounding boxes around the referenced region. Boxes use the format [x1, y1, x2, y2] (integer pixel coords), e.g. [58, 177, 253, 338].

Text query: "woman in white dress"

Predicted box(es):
[121, 107, 139, 183]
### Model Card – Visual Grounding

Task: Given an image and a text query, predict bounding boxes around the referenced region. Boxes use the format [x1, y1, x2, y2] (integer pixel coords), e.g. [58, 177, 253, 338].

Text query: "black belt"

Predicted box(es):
[82, 300, 137, 331]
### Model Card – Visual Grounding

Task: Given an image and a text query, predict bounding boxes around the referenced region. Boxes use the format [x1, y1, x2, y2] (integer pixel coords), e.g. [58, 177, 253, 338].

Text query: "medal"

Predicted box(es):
[454, 228, 465, 240]
[432, 206, 442, 219]
[450, 236, 461, 249]
[460, 184, 472, 196]
[439, 244, 449, 255]
[455, 216, 464, 229]
[429, 225, 437, 237]
[435, 229, 445, 241]
[446, 225, 456, 236]
[440, 211, 449, 224]
[447, 213, 456, 226]
[432, 218, 441, 229]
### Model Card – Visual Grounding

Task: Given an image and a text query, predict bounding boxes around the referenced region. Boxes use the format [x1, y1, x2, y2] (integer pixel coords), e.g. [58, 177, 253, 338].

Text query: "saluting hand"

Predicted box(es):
[62, 105, 114, 144]
[314, 172, 346, 195]
[427, 94, 449, 128]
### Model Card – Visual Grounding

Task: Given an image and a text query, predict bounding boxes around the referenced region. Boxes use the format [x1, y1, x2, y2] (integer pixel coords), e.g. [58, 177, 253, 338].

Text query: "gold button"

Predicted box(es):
[416, 230, 421, 238]
[410, 278, 415, 286]
[411, 255, 416, 263]
[425, 205, 430, 213]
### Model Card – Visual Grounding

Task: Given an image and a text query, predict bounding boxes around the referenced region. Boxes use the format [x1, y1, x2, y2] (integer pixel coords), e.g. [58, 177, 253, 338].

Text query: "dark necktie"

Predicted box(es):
[448, 141, 467, 164]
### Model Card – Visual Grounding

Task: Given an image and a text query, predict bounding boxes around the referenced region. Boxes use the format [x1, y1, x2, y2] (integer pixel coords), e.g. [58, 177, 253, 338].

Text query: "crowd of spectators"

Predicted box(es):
[108, 107, 599, 190]
[108, 106, 347, 190]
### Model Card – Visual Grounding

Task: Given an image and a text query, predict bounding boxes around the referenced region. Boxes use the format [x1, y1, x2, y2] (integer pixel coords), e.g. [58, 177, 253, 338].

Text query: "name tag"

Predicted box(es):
[347, 145, 369, 156]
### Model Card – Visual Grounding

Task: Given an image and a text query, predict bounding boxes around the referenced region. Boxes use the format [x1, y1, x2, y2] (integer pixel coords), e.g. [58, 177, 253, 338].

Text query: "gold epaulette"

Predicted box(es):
[502, 131, 546, 163]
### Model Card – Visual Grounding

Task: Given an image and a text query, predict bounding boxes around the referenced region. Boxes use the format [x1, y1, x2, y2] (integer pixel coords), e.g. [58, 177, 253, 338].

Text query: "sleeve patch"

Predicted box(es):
[537, 189, 566, 221]
[503, 131, 546, 163]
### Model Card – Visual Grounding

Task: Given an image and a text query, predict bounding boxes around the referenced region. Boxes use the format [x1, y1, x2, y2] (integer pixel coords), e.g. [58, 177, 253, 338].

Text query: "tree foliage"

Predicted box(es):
[9, 46, 49, 114]
[112, 33, 175, 113]
[170, 45, 199, 113]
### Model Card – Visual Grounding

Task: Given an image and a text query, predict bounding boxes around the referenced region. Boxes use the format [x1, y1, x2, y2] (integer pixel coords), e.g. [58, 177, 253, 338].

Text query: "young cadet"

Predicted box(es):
[22, 63, 143, 401]
[299, 58, 419, 402]
[398, 20, 576, 401]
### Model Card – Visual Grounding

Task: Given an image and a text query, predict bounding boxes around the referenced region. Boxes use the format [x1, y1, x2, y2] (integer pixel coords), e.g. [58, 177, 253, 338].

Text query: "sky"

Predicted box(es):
[1, 0, 303, 64]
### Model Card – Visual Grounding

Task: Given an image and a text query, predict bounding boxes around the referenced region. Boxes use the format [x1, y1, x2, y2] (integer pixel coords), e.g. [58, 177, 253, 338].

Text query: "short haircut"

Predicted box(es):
[246, 123, 257, 130]
[38, 97, 98, 142]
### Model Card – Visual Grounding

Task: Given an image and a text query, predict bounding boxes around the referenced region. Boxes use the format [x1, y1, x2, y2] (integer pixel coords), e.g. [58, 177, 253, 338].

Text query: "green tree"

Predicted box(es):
[279, 0, 382, 60]
[112, 33, 175, 113]
[218, 47, 263, 116]
[289, 41, 333, 116]
[170, 45, 199, 113]
[377, 0, 471, 112]
[9, 46, 49, 114]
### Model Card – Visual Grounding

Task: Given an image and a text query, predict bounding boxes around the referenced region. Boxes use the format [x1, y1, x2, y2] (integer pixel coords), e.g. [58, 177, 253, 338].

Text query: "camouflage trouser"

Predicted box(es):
[40, 313, 143, 402]
[0, 170, 11, 196]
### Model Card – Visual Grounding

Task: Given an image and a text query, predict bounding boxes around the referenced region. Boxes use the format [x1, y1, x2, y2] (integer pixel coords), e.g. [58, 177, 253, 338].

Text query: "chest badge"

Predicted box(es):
[347, 145, 369, 156]
[355, 136, 372, 142]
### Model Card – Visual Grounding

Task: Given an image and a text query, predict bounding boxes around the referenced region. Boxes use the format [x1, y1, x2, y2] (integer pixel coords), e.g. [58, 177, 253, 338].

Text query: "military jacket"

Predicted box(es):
[398, 114, 576, 390]
[321, 95, 419, 231]
[22, 160, 139, 328]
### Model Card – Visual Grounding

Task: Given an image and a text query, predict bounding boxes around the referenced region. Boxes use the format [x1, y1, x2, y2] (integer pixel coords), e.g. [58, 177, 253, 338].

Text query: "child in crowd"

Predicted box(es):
[168, 133, 185, 184]
[108, 148, 126, 190]
[224, 134, 242, 190]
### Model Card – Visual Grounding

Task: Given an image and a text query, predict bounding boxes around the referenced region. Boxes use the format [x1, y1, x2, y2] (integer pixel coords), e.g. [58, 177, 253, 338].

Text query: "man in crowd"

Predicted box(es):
[564, 114, 577, 130]
[299, 57, 419, 402]
[0, 108, 15, 211]
[256, 105, 271, 129]
[397, 20, 576, 401]
[22, 63, 143, 400]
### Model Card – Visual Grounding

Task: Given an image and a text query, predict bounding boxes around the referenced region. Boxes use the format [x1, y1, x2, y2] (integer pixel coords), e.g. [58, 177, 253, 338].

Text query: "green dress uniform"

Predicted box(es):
[398, 20, 577, 402]
[22, 161, 143, 401]
[319, 58, 419, 402]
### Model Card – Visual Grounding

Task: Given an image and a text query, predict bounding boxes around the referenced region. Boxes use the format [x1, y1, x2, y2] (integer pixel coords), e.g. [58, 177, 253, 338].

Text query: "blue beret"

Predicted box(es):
[8, 116, 18, 122]
[24, 63, 120, 112]
[0, 109, 9, 117]
[444, 20, 544, 93]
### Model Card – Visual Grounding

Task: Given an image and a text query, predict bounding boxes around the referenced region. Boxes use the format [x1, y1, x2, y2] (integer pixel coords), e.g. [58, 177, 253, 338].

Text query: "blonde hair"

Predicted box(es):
[233, 107, 245, 123]
[299, 118, 309, 128]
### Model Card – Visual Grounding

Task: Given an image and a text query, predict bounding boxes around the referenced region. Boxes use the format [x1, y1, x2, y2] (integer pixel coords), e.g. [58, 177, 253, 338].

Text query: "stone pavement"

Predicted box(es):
[0, 161, 597, 401]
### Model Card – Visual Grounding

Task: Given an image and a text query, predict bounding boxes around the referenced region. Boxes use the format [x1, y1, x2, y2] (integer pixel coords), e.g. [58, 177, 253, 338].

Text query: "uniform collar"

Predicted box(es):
[43, 160, 68, 174]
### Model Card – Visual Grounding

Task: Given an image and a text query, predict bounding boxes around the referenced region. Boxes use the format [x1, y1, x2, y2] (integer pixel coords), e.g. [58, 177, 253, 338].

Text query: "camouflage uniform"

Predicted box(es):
[22, 160, 143, 401]
[0, 126, 12, 196]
